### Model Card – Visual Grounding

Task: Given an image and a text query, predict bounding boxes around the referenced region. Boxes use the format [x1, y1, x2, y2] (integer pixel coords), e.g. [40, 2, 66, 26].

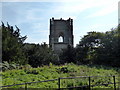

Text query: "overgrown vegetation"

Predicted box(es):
[1, 63, 120, 88]
[60, 26, 120, 67]
[1, 22, 120, 88]
[23, 43, 59, 67]
[1, 22, 58, 67]
[1, 22, 120, 67]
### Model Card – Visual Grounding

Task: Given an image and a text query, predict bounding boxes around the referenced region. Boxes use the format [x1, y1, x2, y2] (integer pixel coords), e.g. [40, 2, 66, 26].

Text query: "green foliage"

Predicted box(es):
[76, 26, 120, 67]
[1, 61, 33, 71]
[2, 22, 27, 65]
[2, 61, 20, 71]
[60, 45, 76, 64]
[2, 22, 120, 68]
[56, 64, 77, 74]
[75, 31, 104, 64]
[2, 64, 120, 88]
[1, 22, 58, 68]
[23, 42, 59, 67]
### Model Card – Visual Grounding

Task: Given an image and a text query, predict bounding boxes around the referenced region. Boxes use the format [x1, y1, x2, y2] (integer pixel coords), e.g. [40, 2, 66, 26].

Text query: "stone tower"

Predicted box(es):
[49, 17, 74, 54]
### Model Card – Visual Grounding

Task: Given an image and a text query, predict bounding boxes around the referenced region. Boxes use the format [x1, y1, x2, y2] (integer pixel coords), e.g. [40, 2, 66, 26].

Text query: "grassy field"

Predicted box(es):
[1, 63, 120, 89]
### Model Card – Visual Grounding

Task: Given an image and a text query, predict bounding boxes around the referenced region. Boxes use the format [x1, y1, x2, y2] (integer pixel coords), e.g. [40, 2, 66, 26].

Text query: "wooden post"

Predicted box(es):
[58, 78, 60, 89]
[25, 83, 27, 90]
[88, 77, 91, 90]
[113, 76, 116, 90]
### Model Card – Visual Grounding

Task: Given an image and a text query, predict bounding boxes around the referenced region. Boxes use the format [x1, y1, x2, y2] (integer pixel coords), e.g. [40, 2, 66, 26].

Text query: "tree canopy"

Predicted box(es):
[1, 22, 58, 67]
[75, 26, 120, 67]
[1, 22, 120, 67]
[2, 22, 27, 64]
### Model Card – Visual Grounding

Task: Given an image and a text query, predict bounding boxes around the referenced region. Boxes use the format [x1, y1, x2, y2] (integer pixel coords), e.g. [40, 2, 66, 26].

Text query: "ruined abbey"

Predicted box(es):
[49, 18, 74, 54]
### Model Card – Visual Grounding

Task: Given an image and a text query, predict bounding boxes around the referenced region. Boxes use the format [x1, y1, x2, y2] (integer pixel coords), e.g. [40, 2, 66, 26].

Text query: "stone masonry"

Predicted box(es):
[49, 17, 74, 54]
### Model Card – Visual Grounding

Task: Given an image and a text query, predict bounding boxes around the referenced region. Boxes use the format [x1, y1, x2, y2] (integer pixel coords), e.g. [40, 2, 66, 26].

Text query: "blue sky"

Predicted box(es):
[1, 0, 120, 46]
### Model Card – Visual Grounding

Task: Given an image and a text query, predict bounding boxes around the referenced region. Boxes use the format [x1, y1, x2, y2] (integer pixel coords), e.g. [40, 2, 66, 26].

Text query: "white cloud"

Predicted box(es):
[51, 0, 119, 19]
[32, 23, 48, 33]
[2, 4, 43, 25]
[54, 0, 109, 14]
[25, 9, 43, 21]
[87, 23, 117, 32]
[86, 0, 119, 18]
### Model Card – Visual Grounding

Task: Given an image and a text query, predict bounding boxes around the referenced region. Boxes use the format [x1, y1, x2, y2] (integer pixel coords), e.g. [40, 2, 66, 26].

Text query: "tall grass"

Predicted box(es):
[1, 63, 120, 88]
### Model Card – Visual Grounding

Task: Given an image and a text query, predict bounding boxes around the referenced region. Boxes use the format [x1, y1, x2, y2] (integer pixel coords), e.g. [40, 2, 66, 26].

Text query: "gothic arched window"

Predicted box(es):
[58, 36, 63, 42]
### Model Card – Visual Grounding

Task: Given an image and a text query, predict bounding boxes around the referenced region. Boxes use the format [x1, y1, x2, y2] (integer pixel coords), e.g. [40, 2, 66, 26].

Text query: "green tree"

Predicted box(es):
[76, 31, 104, 64]
[23, 42, 59, 67]
[2, 22, 27, 64]
[76, 26, 120, 67]
[96, 27, 120, 67]
[59, 45, 76, 64]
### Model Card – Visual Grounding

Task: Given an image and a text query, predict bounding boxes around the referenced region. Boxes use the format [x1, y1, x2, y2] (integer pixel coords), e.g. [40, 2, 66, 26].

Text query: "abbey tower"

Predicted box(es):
[49, 18, 74, 54]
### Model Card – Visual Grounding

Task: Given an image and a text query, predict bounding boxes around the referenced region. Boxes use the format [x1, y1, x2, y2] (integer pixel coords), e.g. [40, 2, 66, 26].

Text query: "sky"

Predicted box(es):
[1, 0, 120, 46]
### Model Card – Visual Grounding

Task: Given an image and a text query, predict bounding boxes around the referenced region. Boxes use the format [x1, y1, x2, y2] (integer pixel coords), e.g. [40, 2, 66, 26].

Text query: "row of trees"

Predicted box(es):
[1, 22, 58, 67]
[61, 26, 120, 67]
[1, 22, 120, 67]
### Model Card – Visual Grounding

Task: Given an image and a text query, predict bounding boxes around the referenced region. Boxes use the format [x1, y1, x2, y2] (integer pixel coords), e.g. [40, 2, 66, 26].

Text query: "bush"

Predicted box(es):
[2, 61, 32, 71]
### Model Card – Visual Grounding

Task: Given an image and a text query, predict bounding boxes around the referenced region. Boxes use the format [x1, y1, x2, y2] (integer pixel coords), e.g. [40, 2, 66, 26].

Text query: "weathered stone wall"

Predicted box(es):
[54, 43, 68, 54]
[49, 18, 74, 54]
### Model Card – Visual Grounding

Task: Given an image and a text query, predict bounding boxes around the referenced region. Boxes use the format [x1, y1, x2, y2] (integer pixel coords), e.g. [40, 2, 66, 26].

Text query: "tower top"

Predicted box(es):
[50, 17, 72, 21]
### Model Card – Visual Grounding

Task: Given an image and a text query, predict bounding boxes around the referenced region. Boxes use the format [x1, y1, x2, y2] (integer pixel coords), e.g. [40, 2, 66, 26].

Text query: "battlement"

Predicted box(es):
[50, 17, 73, 25]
